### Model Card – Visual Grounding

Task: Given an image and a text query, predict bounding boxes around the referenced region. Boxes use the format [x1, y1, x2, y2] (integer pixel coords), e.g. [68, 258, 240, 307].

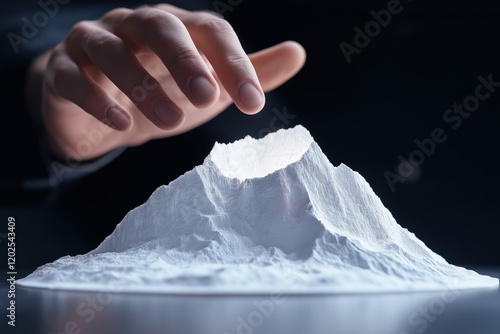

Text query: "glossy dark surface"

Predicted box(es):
[1, 268, 499, 334]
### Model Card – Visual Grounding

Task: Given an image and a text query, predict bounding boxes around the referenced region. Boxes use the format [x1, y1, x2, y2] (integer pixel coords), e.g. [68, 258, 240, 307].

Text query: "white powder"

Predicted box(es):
[18, 125, 498, 293]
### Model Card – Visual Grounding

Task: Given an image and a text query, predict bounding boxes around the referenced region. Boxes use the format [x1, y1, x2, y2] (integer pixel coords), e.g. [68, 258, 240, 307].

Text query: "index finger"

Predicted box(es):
[155, 5, 266, 114]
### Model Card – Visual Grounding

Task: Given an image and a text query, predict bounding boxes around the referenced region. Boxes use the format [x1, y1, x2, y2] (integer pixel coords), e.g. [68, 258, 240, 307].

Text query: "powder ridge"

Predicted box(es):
[18, 125, 499, 293]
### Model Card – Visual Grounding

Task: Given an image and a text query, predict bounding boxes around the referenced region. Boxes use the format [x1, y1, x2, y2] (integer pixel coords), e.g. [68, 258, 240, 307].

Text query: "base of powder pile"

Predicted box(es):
[17, 125, 499, 294]
[17, 251, 499, 294]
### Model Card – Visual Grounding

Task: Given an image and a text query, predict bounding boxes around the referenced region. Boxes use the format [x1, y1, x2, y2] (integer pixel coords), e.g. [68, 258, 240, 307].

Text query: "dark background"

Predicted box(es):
[0, 0, 499, 274]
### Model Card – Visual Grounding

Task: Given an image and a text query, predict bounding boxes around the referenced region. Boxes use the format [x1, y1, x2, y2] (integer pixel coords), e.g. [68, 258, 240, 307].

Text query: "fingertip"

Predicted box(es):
[152, 99, 185, 130]
[280, 40, 307, 74]
[188, 75, 219, 108]
[105, 106, 133, 131]
[283, 41, 306, 60]
[237, 81, 265, 114]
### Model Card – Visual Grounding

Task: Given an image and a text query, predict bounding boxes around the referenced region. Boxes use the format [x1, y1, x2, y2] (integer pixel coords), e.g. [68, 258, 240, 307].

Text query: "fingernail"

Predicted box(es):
[153, 99, 183, 126]
[189, 76, 216, 103]
[238, 81, 264, 109]
[106, 107, 131, 130]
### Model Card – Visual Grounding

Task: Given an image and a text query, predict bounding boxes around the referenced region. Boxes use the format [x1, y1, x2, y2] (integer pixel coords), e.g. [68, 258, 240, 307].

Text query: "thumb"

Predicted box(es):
[249, 41, 306, 93]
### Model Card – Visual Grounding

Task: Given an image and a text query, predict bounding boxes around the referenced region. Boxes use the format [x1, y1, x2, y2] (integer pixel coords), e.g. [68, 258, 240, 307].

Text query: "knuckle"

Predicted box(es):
[195, 12, 232, 34]
[49, 63, 75, 97]
[152, 3, 176, 12]
[67, 20, 92, 41]
[171, 48, 200, 67]
[100, 7, 132, 24]
[225, 54, 251, 68]
[134, 4, 151, 11]
[135, 8, 177, 30]
[66, 21, 96, 54]
[87, 34, 123, 55]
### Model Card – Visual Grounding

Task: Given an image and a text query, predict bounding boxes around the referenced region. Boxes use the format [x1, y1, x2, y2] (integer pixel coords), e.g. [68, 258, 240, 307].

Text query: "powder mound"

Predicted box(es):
[18, 125, 498, 293]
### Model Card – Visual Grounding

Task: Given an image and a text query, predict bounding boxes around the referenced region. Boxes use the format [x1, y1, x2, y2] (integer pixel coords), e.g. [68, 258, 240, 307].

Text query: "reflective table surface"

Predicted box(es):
[2, 268, 499, 334]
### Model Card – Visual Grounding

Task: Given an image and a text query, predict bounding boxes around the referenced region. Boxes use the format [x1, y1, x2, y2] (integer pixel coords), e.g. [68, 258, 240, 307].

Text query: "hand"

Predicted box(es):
[28, 4, 306, 161]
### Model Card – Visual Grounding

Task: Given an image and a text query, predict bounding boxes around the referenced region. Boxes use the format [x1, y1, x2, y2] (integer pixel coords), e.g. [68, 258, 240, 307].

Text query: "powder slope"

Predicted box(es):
[18, 126, 498, 293]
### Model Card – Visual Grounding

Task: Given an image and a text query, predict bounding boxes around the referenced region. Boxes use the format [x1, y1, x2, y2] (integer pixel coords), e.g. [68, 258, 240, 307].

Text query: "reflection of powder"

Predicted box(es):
[18, 126, 498, 293]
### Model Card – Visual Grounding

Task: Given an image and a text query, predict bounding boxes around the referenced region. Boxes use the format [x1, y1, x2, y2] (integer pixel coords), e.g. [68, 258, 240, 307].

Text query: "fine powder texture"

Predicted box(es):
[18, 126, 498, 293]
